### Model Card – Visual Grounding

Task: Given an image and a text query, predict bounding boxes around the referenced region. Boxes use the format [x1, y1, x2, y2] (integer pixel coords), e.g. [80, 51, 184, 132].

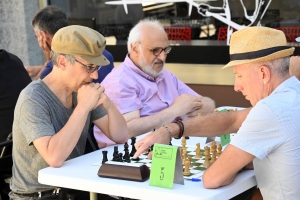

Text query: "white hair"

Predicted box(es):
[246, 57, 290, 78]
[127, 18, 165, 53]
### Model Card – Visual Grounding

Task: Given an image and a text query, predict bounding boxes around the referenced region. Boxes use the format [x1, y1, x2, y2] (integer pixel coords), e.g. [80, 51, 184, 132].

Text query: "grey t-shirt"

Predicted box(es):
[10, 79, 106, 193]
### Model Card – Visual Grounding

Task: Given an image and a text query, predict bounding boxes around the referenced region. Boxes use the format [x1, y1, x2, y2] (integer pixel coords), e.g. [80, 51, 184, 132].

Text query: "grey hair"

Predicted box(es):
[32, 5, 68, 36]
[127, 18, 165, 53]
[246, 57, 290, 78]
[50, 50, 76, 66]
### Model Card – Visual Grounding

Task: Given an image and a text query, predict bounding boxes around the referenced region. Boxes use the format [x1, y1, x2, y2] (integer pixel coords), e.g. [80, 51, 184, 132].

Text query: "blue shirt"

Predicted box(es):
[231, 76, 300, 200]
[40, 49, 114, 83]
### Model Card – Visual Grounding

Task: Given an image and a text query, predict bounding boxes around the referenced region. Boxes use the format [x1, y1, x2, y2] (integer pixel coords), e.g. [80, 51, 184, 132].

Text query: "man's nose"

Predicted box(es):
[157, 51, 167, 61]
[90, 69, 99, 80]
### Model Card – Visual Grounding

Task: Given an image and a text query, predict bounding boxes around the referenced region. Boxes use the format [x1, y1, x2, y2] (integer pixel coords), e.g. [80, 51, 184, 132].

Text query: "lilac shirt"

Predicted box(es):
[94, 55, 198, 148]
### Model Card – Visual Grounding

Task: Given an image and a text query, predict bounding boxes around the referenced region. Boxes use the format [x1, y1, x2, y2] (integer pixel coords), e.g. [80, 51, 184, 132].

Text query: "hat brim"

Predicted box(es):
[81, 54, 110, 66]
[222, 47, 295, 69]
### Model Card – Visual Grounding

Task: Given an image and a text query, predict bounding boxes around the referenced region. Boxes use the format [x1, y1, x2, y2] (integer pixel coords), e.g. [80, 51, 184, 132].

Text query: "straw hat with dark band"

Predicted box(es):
[222, 26, 295, 69]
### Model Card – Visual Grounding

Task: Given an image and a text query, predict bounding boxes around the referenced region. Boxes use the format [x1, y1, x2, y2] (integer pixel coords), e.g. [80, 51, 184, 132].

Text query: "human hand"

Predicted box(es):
[133, 127, 170, 159]
[95, 88, 114, 110]
[77, 82, 102, 112]
[37, 31, 51, 61]
[25, 65, 43, 77]
[171, 94, 202, 117]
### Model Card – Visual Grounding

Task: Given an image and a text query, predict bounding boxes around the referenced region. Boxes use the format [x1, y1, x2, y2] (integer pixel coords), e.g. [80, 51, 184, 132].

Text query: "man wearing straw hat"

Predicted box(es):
[134, 27, 300, 199]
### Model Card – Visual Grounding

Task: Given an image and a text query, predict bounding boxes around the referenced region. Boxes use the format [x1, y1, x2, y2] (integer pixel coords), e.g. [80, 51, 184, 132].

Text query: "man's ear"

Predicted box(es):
[56, 55, 67, 71]
[131, 43, 139, 53]
[41, 31, 52, 49]
[260, 65, 271, 84]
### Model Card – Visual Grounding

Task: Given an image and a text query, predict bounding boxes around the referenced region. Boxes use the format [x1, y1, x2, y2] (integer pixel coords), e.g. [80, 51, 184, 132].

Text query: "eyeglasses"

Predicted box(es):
[138, 42, 172, 56]
[75, 59, 101, 73]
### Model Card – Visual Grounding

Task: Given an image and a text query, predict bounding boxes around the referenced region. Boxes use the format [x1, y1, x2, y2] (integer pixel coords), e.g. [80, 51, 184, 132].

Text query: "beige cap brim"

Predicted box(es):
[81, 54, 110, 66]
[222, 47, 295, 69]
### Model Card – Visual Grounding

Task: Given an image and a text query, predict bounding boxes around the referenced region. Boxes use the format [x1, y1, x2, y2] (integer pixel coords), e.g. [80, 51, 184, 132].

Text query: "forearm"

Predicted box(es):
[105, 104, 129, 143]
[128, 107, 179, 137]
[45, 106, 89, 166]
[167, 108, 251, 138]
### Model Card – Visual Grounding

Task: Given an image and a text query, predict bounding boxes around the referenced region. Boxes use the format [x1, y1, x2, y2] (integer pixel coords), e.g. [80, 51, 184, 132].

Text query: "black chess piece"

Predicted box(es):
[102, 151, 108, 164]
[123, 151, 131, 163]
[118, 153, 123, 162]
[123, 142, 129, 159]
[124, 142, 129, 152]
[130, 137, 137, 157]
[147, 144, 154, 153]
[112, 146, 119, 161]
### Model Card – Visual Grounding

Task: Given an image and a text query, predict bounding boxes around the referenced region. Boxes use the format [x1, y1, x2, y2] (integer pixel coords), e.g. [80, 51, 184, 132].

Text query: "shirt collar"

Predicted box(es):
[271, 76, 298, 95]
[124, 54, 164, 82]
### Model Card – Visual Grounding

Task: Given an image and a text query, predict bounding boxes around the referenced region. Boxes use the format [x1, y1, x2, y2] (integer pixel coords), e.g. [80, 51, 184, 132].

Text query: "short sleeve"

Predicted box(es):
[102, 76, 143, 114]
[91, 105, 107, 121]
[18, 99, 56, 145]
[230, 103, 284, 160]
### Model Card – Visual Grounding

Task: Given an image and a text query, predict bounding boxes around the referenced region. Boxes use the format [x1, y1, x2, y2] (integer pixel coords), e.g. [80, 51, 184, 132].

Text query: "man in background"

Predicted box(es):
[26, 5, 114, 83]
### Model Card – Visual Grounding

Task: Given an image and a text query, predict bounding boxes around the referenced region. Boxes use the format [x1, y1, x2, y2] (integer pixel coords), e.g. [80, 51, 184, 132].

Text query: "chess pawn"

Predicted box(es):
[210, 147, 217, 164]
[188, 156, 193, 168]
[210, 141, 216, 147]
[183, 160, 191, 176]
[217, 144, 223, 157]
[195, 143, 202, 158]
[102, 151, 108, 164]
[207, 146, 211, 160]
[202, 146, 210, 168]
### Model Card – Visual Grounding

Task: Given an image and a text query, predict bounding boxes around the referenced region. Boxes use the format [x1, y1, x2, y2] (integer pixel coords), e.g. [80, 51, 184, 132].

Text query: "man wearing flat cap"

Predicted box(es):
[9, 25, 129, 199]
[134, 27, 300, 199]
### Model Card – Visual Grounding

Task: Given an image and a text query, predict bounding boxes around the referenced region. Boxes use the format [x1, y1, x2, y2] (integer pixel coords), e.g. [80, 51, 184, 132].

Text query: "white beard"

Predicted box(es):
[138, 52, 164, 78]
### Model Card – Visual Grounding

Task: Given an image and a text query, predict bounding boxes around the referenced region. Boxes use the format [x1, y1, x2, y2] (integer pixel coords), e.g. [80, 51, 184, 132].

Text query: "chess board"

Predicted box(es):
[133, 146, 208, 180]
[93, 143, 219, 180]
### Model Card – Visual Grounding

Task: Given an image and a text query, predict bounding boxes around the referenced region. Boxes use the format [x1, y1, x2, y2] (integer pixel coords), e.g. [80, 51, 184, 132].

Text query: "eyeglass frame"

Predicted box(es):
[137, 42, 172, 56]
[74, 59, 102, 73]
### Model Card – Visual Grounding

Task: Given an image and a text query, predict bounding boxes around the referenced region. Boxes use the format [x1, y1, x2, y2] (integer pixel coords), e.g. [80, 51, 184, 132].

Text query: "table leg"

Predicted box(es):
[90, 192, 98, 200]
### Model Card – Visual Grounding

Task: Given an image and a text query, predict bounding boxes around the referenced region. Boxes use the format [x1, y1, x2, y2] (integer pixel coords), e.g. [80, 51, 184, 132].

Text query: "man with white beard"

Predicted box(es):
[94, 18, 215, 148]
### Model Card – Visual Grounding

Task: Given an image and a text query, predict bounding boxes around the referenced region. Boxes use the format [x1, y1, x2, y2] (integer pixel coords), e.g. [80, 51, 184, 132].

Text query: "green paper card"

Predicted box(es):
[149, 144, 183, 189]
[220, 134, 230, 146]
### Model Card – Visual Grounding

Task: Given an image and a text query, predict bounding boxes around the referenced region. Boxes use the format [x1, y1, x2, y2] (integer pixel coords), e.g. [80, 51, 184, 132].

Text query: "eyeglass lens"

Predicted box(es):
[152, 46, 172, 56]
